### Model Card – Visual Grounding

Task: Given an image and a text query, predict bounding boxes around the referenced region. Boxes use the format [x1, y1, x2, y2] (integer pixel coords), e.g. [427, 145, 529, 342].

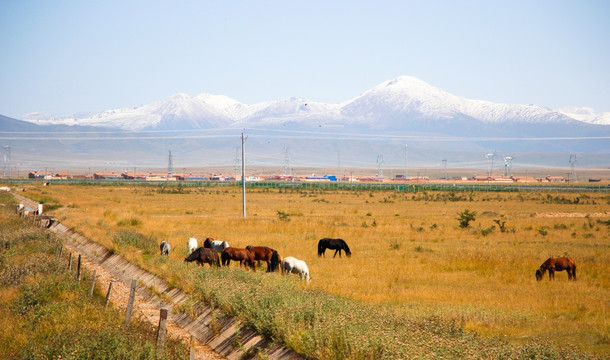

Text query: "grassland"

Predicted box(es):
[0, 191, 188, 360]
[8, 182, 610, 357]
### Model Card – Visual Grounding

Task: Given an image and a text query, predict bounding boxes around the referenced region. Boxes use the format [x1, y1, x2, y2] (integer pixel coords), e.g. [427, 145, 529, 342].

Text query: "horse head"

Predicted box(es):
[535, 269, 544, 281]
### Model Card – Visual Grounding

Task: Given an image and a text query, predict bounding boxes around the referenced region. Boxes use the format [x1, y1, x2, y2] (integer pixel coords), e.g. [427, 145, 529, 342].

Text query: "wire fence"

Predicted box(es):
[2, 178, 608, 193]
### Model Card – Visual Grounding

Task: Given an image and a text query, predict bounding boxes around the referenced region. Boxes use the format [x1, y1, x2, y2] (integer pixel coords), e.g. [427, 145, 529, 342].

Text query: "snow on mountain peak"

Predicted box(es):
[16, 76, 607, 130]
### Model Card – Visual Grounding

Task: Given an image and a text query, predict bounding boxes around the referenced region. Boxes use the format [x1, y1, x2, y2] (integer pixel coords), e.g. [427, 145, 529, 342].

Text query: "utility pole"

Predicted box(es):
[404, 144, 408, 179]
[3, 145, 10, 178]
[282, 146, 290, 176]
[442, 159, 447, 180]
[241, 132, 247, 218]
[569, 154, 577, 182]
[167, 150, 173, 178]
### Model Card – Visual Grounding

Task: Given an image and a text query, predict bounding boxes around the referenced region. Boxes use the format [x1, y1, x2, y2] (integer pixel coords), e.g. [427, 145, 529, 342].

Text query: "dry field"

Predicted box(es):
[18, 182, 610, 355]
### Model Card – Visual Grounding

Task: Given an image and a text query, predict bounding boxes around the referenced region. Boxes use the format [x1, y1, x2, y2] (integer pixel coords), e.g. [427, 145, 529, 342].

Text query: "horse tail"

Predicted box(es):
[318, 240, 324, 256]
[221, 251, 229, 266]
[270, 250, 280, 272]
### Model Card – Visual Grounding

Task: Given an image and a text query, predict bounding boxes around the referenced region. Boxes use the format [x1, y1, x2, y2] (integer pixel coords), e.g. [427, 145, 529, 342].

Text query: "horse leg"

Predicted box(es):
[569, 267, 576, 280]
[549, 269, 555, 280]
[333, 249, 338, 258]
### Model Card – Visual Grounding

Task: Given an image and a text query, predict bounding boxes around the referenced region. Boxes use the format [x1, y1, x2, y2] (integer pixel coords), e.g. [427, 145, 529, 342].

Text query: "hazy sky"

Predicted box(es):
[1, 0, 608, 119]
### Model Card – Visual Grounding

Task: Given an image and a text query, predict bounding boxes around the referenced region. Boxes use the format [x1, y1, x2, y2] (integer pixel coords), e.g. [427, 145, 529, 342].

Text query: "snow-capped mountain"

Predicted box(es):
[555, 106, 610, 125]
[6, 76, 609, 169]
[20, 75, 604, 131]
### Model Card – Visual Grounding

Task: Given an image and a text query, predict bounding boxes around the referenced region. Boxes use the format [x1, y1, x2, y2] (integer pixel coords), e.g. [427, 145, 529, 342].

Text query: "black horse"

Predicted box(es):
[184, 247, 220, 267]
[318, 238, 351, 258]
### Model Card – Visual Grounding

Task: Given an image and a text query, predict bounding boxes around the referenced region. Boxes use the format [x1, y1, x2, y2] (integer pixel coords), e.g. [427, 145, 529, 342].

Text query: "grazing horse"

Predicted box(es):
[281, 256, 311, 283]
[187, 237, 198, 253]
[536, 257, 577, 281]
[221, 247, 255, 270]
[245, 245, 281, 272]
[318, 238, 352, 258]
[160, 241, 171, 256]
[203, 237, 230, 253]
[184, 247, 220, 267]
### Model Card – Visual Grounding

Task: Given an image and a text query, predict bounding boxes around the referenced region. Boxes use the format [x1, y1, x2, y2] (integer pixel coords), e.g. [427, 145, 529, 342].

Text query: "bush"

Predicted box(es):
[457, 209, 477, 228]
[112, 230, 157, 255]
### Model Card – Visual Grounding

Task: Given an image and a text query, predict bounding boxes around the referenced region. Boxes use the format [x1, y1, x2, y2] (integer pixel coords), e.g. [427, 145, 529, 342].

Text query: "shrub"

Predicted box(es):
[276, 210, 290, 221]
[457, 209, 477, 228]
[493, 219, 507, 232]
[112, 230, 157, 254]
[117, 217, 142, 227]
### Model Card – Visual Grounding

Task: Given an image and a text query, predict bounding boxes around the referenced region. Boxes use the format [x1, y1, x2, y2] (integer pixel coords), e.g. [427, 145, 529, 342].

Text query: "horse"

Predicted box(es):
[281, 256, 311, 283]
[160, 241, 171, 256]
[187, 237, 198, 253]
[184, 247, 220, 267]
[203, 237, 230, 253]
[221, 247, 255, 270]
[536, 257, 576, 281]
[318, 238, 351, 258]
[245, 245, 281, 272]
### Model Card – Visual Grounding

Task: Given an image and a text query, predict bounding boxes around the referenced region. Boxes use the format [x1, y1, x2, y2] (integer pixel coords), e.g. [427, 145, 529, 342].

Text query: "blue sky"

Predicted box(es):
[1, 0, 609, 119]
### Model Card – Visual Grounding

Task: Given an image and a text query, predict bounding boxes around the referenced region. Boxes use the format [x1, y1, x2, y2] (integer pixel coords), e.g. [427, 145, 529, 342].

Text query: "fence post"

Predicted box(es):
[125, 278, 137, 326]
[157, 308, 168, 349]
[68, 252, 72, 270]
[105, 280, 117, 307]
[58, 245, 63, 259]
[89, 270, 97, 297]
[190, 335, 196, 360]
[76, 254, 82, 281]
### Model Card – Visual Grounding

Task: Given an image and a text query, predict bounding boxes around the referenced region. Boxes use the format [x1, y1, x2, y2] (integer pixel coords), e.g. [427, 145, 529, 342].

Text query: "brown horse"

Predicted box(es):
[184, 247, 220, 267]
[245, 245, 281, 272]
[221, 247, 256, 270]
[536, 257, 576, 281]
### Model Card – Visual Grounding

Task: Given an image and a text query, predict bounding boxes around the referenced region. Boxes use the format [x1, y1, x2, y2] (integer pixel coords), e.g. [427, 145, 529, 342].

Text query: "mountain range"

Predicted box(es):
[2, 76, 609, 171]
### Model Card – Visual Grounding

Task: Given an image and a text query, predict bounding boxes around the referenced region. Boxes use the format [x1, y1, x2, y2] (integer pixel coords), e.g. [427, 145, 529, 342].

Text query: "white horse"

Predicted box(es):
[281, 256, 311, 283]
[187, 237, 198, 253]
[204, 237, 229, 253]
[160, 241, 171, 256]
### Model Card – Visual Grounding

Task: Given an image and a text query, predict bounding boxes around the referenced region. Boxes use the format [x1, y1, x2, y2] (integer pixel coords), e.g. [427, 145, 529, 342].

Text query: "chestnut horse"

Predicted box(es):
[318, 238, 351, 258]
[221, 247, 255, 270]
[245, 245, 281, 272]
[536, 257, 576, 281]
[184, 247, 220, 267]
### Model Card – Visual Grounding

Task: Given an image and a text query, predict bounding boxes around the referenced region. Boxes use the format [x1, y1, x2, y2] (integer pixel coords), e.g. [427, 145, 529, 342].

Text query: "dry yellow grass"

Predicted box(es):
[21, 183, 610, 355]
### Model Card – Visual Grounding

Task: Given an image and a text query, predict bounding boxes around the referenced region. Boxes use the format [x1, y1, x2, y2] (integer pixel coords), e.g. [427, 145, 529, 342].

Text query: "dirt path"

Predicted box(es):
[70, 243, 225, 360]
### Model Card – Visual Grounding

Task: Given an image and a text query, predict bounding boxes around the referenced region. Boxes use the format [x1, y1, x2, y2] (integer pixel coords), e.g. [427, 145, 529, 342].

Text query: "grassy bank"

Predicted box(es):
[0, 191, 188, 360]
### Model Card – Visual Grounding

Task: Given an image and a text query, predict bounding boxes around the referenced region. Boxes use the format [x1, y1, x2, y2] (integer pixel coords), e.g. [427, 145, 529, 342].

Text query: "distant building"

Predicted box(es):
[94, 172, 123, 180]
[28, 171, 52, 179]
[546, 176, 565, 182]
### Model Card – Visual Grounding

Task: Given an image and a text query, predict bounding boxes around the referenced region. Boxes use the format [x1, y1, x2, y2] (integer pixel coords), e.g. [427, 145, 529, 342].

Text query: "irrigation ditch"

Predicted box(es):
[10, 191, 302, 360]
